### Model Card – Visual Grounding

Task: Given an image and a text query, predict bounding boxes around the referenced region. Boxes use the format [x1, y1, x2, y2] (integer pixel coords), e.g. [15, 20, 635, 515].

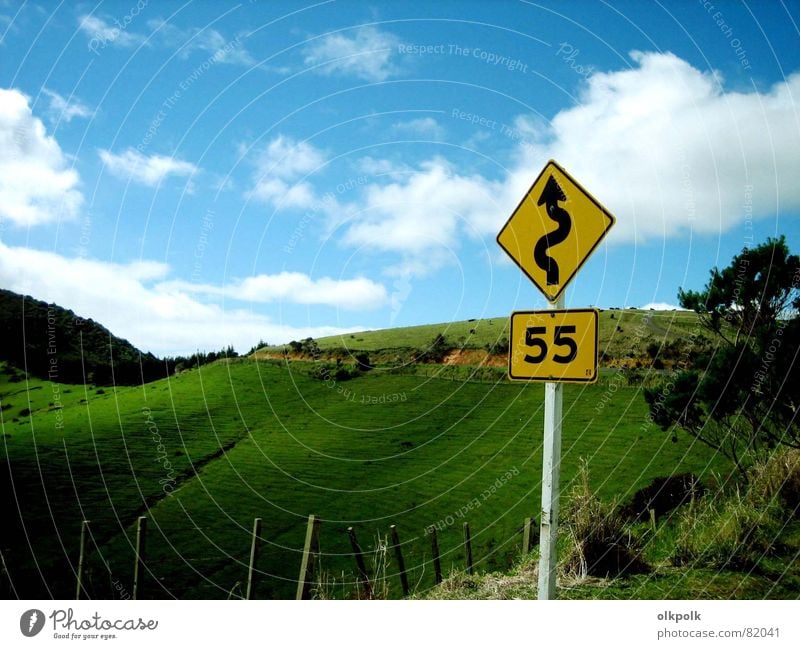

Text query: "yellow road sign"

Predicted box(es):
[497, 160, 615, 302]
[508, 309, 598, 382]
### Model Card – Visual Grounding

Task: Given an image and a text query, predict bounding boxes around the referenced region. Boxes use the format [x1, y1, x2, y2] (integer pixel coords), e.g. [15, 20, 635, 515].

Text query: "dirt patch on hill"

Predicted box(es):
[442, 349, 505, 367]
[253, 348, 507, 368]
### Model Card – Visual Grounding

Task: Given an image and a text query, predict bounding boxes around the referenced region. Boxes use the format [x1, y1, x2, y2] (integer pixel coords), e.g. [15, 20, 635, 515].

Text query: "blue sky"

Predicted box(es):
[0, 0, 798, 355]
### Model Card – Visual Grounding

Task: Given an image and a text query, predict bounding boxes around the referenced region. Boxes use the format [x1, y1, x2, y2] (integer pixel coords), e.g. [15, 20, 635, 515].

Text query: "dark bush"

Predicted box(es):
[562, 461, 649, 578]
[310, 363, 360, 382]
[485, 337, 509, 355]
[414, 334, 451, 363]
[354, 352, 373, 372]
[622, 473, 704, 522]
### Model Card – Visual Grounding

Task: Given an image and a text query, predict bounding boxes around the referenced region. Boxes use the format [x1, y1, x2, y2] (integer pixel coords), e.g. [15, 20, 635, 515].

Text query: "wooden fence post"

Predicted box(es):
[428, 527, 442, 585]
[347, 527, 373, 599]
[463, 522, 473, 575]
[649, 508, 657, 532]
[522, 517, 537, 554]
[246, 517, 262, 600]
[389, 525, 410, 596]
[296, 515, 321, 600]
[75, 520, 90, 600]
[132, 516, 147, 600]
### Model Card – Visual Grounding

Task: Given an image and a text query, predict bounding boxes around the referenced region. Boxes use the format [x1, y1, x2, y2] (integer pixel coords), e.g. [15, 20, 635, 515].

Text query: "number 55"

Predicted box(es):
[524, 325, 578, 364]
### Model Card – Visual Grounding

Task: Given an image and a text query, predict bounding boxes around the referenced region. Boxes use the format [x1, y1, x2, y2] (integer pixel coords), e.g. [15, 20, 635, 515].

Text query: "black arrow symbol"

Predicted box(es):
[534, 175, 572, 286]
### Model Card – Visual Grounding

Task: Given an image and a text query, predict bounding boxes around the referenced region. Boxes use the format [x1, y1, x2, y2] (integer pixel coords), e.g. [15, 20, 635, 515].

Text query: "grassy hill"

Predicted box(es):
[7, 302, 797, 600]
[1, 353, 730, 599]
[261, 309, 708, 369]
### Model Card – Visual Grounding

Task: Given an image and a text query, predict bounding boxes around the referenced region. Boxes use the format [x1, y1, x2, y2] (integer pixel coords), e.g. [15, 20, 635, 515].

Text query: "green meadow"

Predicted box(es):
[1, 351, 727, 599]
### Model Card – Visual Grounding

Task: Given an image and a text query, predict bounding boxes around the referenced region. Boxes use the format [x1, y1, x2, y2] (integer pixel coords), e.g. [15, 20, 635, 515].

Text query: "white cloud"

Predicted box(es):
[77, 14, 145, 50]
[337, 51, 800, 276]
[78, 14, 253, 65]
[42, 88, 93, 123]
[641, 302, 682, 311]
[254, 135, 326, 180]
[526, 51, 800, 243]
[303, 26, 402, 81]
[355, 156, 410, 178]
[0, 88, 83, 226]
[162, 272, 388, 310]
[343, 158, 502, 255]
[391, 117, 445, 139]
[0, 239, 365, 355]
[247, 135, 330, 210]
[146, 19, 255, 66]
[99, 148, 198, 186]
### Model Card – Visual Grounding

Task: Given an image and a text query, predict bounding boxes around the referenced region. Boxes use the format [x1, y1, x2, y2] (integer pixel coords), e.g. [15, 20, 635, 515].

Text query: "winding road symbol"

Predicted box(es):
[534, 175, 571, 286]
[495, 159, 615, 303]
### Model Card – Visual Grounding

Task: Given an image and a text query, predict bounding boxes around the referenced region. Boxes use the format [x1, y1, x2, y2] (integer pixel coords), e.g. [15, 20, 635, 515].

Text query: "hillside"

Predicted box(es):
[0, 288, 167, 385]
[7, 302, 794, 601]
[1, 355, 730, 599]
[259, 309, 709, 370]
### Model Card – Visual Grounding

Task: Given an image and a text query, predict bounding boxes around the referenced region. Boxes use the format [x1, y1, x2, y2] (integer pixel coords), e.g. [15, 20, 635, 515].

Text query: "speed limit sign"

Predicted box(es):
[508, 308, 598, 382]
[496, 160, 614, 600]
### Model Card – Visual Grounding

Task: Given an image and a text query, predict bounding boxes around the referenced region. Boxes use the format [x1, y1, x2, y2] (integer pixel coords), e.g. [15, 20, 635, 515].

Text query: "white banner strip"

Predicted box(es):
[1, 600, 798, 649]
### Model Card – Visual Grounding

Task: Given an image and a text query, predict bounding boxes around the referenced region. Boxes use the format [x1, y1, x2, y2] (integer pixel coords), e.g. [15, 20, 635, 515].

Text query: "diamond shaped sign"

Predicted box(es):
[497, 160, 615, 302]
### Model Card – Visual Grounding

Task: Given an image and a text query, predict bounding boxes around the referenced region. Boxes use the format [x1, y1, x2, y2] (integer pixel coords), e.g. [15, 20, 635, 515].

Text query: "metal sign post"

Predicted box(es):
[538, 294, 563, 600]
[496, 159, 616, 600]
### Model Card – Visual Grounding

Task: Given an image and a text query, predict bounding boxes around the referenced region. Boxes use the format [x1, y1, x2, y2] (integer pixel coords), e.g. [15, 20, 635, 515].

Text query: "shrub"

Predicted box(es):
[672, 450, 799, 568]
[309, 363, 360, 382]
[485, 337, 509, 355]
[561, 460, 648, 578]
[622, 473, 703, 522]
[354, 352, 373, 372]
[672, 495, 782, 569]
[621, 367, 643, 386]
[414, 334, 450, 363]
[747, 448, 800, 514]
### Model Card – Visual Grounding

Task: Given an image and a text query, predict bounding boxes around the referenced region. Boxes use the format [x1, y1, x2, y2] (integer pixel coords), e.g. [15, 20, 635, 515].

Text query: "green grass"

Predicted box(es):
[1, 357, 728, 599]
[424, 516, 800, 600]
[422, 451, 800, 600]
[262, 309, 706, 367]
[428, 563, 800, 600]
[309, 317, 511, 351]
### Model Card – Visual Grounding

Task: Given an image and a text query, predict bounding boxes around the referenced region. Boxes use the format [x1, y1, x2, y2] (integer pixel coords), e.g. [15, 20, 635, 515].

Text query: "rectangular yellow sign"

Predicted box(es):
[508, 308, 599, 382]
